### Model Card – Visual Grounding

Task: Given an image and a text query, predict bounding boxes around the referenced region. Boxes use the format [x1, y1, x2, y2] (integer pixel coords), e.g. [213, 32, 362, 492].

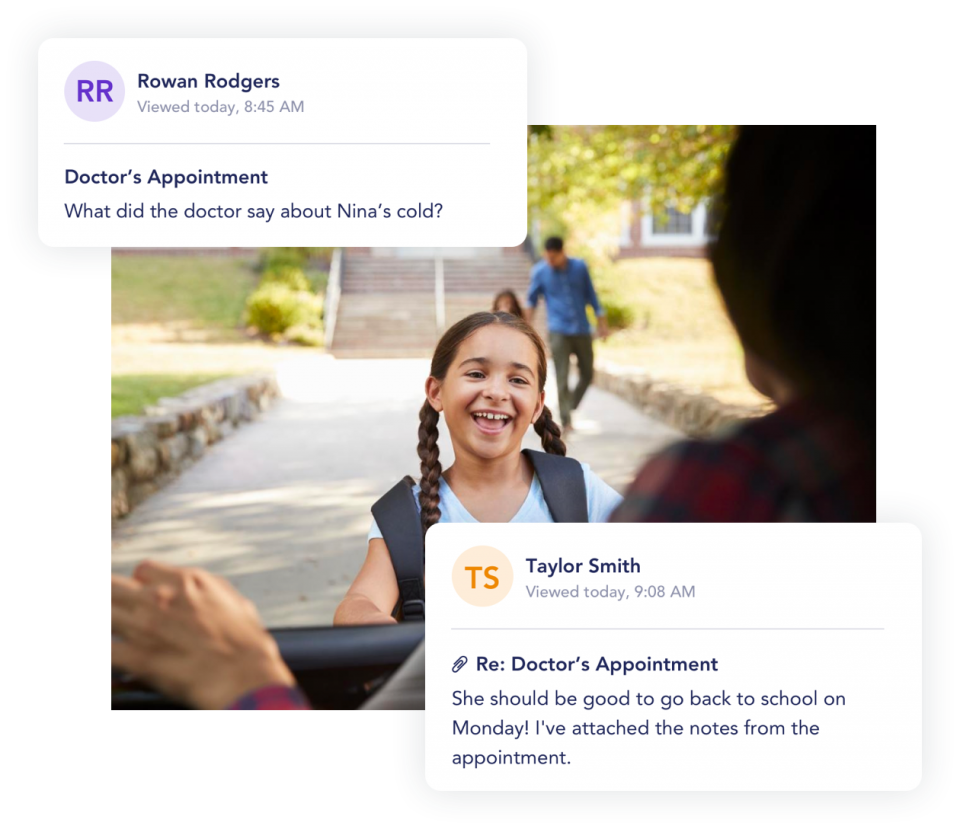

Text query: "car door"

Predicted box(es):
[112, 622, 424, 709]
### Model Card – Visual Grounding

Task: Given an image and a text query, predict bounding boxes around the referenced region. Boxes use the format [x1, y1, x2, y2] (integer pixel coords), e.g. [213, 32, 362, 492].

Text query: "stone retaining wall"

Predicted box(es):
[593, 361, 771, 438]
[111, 375, 280, 521]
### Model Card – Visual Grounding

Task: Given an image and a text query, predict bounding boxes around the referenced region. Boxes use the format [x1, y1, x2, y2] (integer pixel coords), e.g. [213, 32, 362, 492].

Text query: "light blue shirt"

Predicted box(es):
[368, 462, 622, 540]
[527, 256, 603, 336]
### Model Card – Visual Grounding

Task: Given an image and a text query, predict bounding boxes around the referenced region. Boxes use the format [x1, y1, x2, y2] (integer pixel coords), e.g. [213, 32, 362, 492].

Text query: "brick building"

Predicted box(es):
[616, 201, 715, 259]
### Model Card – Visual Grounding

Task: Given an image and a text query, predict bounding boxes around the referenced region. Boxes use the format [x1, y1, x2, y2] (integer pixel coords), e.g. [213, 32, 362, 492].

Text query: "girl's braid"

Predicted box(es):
[533, 405, 567, 456]
[414, 400, 443, 538]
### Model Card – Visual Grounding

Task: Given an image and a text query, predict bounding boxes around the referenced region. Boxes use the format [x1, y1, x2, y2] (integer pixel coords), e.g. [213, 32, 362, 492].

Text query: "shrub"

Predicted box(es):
[260, 265, 311, 292]
[307, 270, 329, 294]
[601, 296, 637, 331]
[246, 284, 323, 336]
[284, 323, 325, 347]
[298, 291, 324, 325]
[259, 247, 309, 272]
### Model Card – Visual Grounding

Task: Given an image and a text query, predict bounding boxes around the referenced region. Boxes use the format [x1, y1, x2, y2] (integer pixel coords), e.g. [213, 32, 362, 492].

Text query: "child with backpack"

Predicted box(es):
[333, 311, 622, 625]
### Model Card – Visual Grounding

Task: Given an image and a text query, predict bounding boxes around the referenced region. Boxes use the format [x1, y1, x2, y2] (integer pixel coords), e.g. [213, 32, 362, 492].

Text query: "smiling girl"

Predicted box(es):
[333, 311, 622, 626]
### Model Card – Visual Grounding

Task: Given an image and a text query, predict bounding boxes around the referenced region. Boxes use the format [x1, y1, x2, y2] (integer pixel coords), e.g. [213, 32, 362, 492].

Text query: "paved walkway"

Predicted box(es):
[112, 355, 680, 627]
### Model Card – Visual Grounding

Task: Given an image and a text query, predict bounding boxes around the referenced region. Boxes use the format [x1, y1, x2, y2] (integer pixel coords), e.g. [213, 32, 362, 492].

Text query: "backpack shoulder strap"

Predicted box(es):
[371, 480, 425, 621]
[522, 448, 589, 523]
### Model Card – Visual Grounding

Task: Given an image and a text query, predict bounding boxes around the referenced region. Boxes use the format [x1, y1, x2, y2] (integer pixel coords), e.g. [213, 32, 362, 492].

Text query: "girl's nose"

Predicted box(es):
[483, 376, 510, 400]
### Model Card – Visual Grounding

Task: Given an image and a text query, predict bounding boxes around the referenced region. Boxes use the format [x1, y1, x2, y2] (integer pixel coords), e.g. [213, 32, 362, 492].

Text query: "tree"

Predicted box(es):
[528, 125, 735, 219]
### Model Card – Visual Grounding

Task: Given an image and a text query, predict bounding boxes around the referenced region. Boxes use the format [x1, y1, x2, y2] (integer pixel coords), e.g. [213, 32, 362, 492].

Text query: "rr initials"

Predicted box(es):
[77, 79, 113, 102]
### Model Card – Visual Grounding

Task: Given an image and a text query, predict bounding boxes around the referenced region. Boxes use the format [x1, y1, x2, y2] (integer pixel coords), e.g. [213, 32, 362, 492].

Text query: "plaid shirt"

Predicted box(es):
[228, 684, 311, 710]
[610, 399, 875, 522]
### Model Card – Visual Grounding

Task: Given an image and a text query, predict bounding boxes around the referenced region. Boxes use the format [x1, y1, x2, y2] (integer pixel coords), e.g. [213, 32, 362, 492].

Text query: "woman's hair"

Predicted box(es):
[407, 311, 565, 538]
[711, 126, 875, 441]
[492, 289, 524, 318]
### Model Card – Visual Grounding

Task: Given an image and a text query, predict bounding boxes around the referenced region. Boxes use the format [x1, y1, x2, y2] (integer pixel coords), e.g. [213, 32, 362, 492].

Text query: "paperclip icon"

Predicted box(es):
[452, 655, 468, 673]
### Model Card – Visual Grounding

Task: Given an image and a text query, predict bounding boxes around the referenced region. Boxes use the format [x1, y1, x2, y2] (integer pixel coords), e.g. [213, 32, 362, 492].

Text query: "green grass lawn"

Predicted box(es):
[592, 257, 768, 407]
[111, 255, 260, 415]
[112, 374, 231, 417]
[112, 254, 328, 330]
[112, 255, 259, 330]
[111, 253, 327, 417]
[593, 257, 732, 340]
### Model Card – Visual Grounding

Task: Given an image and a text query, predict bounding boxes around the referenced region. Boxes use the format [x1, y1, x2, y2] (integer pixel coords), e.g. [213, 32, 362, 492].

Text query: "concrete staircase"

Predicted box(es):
[330, 248, 539, 357]
[331, 293, 438, 357]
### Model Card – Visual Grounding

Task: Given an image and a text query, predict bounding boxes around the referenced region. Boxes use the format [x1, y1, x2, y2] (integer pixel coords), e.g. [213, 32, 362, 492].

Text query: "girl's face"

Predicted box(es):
[426, 325, 545, 461]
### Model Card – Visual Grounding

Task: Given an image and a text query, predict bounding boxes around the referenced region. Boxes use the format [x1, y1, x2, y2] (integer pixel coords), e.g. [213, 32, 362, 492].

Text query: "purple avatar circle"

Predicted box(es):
[64, 61, 125, 121]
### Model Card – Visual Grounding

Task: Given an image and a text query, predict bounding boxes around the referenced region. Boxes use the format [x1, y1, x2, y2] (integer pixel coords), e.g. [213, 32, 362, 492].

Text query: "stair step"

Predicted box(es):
[332, 248, 541, 355]
[331, 348, 435, 359]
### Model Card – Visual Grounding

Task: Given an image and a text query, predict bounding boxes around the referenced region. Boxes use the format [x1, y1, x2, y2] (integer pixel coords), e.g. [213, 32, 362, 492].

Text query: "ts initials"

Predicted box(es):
[464, 566, 499, 590]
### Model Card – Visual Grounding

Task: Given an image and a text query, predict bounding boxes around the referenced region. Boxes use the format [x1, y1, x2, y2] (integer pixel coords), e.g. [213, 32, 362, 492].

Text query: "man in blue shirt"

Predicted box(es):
[526, 237, 608, 431]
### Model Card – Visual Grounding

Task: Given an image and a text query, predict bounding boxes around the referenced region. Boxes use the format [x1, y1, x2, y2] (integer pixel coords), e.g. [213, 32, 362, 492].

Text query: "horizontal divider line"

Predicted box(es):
[449, 627, 885, 631]
[63, 142, 491, 145]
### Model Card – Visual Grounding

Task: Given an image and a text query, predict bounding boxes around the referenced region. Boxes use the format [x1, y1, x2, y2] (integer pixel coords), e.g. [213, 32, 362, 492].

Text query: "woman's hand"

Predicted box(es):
[112, 560, 295, 709]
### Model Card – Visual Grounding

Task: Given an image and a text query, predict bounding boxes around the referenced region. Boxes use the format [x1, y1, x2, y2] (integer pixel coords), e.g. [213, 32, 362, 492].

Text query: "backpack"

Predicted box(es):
[370, 448, 589, 621]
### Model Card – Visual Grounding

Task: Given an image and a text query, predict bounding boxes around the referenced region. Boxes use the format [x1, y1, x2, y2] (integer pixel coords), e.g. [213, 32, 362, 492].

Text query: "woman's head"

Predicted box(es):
[410, 312, 565, 537]
[711, 126, 875, 427]
[493, 290, 524, 318]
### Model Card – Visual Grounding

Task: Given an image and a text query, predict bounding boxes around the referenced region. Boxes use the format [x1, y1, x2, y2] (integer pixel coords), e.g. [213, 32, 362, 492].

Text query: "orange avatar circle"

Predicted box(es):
[451, 545, 514, 607]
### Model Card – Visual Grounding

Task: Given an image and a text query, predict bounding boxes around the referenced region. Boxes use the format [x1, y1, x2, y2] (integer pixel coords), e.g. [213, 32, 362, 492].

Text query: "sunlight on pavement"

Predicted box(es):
[568, 417, 602, 435]
[275, 353, 335, 402]
[113, 356, 681, 627]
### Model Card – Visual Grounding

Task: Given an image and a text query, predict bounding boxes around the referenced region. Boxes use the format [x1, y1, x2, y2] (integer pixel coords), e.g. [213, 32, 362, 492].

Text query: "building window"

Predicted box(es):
[636, 202, 710, 250]
[650, 207, 693, 235]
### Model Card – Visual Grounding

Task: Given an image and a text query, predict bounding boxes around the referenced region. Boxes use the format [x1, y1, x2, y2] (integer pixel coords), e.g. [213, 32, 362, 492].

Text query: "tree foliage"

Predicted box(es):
[528, 125, 736, 219]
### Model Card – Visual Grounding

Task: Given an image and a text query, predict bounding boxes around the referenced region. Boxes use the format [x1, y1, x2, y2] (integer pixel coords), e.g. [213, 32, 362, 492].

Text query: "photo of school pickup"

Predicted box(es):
[111, 126, 876, 710]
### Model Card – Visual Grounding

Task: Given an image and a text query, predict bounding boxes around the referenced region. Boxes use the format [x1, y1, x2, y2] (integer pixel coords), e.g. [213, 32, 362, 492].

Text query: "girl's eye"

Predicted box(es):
[510, 377, 529, 385]
[466, 371, 485, 379]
